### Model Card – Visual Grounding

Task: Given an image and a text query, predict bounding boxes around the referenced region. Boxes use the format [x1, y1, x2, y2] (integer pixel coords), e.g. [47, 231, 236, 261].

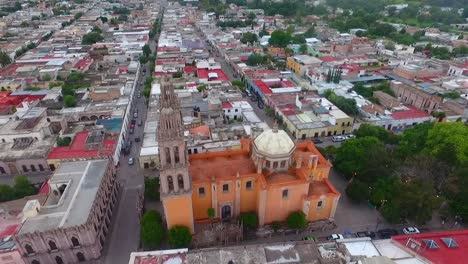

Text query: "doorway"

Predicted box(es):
[221, 205, 231, 220]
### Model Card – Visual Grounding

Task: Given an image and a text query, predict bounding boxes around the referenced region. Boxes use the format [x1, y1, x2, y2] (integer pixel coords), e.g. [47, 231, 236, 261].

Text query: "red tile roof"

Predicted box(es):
[47, 131, 117, 160]
[0, 225, 19, 239]
[319, 56, 339, 62]
[391, 105, 431, 120]
[184, 66, 196, 74]
[73, 58, 93, 70]
[197, 68, 229, 82]
[222, 102, 233, 108]
[393, 230, 468, 264]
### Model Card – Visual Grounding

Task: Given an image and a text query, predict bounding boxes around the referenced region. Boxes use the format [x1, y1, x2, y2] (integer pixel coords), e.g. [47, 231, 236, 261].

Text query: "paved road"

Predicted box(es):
[102, 54, 152, 264]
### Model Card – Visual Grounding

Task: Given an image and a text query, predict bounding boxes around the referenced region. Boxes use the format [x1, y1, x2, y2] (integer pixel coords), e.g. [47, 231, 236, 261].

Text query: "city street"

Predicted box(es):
[102, 61, 151, 264]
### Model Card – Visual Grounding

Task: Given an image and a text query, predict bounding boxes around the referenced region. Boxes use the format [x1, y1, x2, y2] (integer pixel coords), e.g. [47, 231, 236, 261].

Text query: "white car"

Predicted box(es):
[332, 136, 346, 142]
[403, 227, 420, 235]
[128, 157, 134, 165]
[345, 134, 356, 139]
[327, 234, 344, 240]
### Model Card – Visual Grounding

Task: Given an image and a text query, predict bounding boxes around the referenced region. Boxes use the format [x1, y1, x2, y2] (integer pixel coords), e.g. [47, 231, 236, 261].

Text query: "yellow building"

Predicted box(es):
[271, 93, 354, 139]
[286, 55, 322, 77]
[157, 80, 340, 233]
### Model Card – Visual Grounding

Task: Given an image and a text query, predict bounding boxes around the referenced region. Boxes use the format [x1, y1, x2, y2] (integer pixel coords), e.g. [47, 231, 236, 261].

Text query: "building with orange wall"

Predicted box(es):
[158, 79, 340, 232]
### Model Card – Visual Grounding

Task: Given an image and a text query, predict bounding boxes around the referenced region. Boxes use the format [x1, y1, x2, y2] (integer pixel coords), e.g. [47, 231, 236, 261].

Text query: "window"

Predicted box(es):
[246, 181, 253, 190]
[188, 149, 192, 154]
[198, 187, 205, 196]
[347, 122, 350, 126]
[194, 148, 198, 154]
[423, 239, 440, 249]
[55, 256, 64, 264]
[280, 160, 286, 168]
[174, 146, 180, 163]
[71, 237, 80, 247]
[1, 139, 4, 143]
[282, 189, 288, 199]
[48, 240, 58, 251]
[167, 176, 174, 192]
[165, 147, 171, 164]
[38, 164, 44, 171]
[177, 175, 184, 190]
[22, 165, 28, 172]
[441, 237, 458, 248]
[222, 184, 229, 193]
[31, 165, 36, 172]
[273, 161, 278, 169]
[317, 200, 323, 208]
[227, 109, 231, 113]
[76, 252, 86, 262]
[235, 109, 238, 112]
[25, 244, 34, 255]
[265, 160, 270, 168]
[32, 260, 40, 264]
[0, 167, 5, 174]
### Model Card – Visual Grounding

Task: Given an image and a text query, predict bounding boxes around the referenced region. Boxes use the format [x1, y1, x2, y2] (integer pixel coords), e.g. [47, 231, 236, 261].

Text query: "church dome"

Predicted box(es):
[254, 128, 295, 157]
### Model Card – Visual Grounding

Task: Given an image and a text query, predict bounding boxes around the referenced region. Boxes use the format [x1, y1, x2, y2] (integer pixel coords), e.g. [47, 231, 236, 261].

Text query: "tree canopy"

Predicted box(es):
[81, 32, 103, 45]
[240, 32, 258, 45]
[0, 176, 36, 202]
[286, 211, 307, 229]
[168, 226, 192, 248]
[141, 211, 164, 249]
[268, 30, 292, 47]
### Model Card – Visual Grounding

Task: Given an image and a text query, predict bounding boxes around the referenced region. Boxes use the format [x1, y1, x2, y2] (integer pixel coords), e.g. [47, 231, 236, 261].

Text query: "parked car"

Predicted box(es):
[332, 136, 346, 142]
[356, 231, 376, 239]
[135, 137, 140, 142]
[313, 139, 323, 144]
[345, 134, 356, 139]
[378, 229, 398, 239]
[327, 234, 344, 240]
[130, 123, 135, 129]
[133, 112, 138, 118]
[403, 227, 420, 235]
[129, 128, 134, 134]
[128, 157, 134, 165]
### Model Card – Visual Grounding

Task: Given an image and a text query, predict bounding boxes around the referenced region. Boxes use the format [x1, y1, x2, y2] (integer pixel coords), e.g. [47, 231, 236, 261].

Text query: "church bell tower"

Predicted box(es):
[157, 78, 194, 233]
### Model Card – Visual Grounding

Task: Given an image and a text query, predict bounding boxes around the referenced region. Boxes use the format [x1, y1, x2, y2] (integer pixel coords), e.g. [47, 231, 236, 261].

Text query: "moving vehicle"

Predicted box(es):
[332, 136, 346, 142]
[327, 234, 344, 240]
[128, 157, 134, 165]
[134, 112, 138, 118]
[356, 231, 376, 239]
[402, 227, 420, 235]
[345, 134, 356, 139]
[378, 229, 398, 239]
[313, 139, 323, 144]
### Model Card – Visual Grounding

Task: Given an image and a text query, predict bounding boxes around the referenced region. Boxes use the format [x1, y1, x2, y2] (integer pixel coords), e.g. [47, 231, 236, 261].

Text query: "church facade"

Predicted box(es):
[157, 80, 340, 233]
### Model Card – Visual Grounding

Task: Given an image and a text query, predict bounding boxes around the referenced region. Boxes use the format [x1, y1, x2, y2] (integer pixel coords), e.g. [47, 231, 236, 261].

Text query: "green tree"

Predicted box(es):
[425, 122, 468, 164]
[141, 211, 164, 249]
[0, 185, 15, 202]
[240, 32, 258, 45]
[247, 12, 256, 20]
[207, 207, 215, 225]
[246, 53, 263, 66]
[142, 44, 151, 57]
[354, 124, 397, 144]
[299, 44, 308, 54]
[446, 164, 468, 220]
[81, 32, 103, 45]
[56, 137, 71, 146]
[231, 80, 244, 89]
[13, 176, 35, 198]
[144, 178, 160, 201]
[334, 136, 393, 182]
[287, 211, 307, 230]
[64, 95, 77, 107]
[268, 30, 292, 47]
[346, 179, 369, 202]
[239, 211, 257, 229]
[0, 50, 12, 67]
[172, 72, 183, 78]
[168, 226, 192, 248]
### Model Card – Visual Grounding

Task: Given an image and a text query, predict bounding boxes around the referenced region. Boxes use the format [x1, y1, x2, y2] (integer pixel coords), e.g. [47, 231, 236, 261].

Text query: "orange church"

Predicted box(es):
[157, 81, 341, 233]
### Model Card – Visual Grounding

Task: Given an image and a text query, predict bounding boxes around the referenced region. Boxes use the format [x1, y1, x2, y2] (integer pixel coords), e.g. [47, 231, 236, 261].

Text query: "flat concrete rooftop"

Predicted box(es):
[18, 159, 109, 234]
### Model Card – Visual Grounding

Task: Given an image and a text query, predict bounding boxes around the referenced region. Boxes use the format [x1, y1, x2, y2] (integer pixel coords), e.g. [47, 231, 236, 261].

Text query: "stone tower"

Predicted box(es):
[157, 78, 194, 233]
